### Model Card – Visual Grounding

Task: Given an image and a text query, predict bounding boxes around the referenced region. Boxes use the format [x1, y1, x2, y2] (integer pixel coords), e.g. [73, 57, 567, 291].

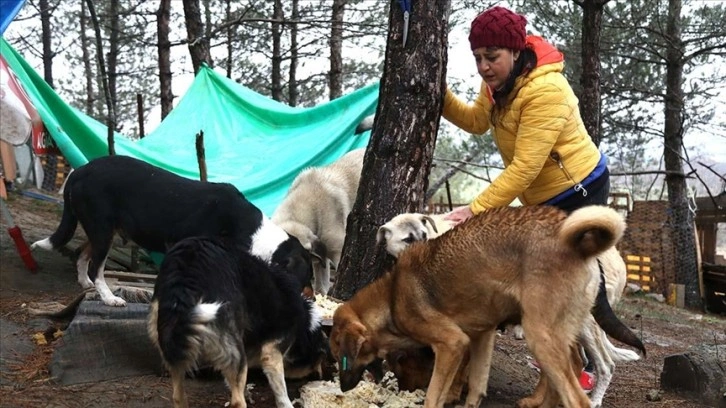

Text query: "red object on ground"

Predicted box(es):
[1, 197, 38, 272]
[579, 369, 595, 393]
[7, 225, 38, 272]
[528, 360, 596, 394]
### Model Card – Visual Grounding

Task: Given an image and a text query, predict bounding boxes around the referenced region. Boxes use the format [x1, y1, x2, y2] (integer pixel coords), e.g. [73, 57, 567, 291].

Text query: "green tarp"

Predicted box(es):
[0, 38, 377, 215]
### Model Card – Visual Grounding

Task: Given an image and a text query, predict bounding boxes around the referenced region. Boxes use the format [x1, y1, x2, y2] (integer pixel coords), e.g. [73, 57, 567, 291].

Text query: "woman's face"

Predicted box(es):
[473, 47, 520, 91]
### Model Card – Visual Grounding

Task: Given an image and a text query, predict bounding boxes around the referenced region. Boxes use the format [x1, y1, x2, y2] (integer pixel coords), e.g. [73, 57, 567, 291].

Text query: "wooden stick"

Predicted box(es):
[136, 93, 145, 139]
[196, 131, 207, 182]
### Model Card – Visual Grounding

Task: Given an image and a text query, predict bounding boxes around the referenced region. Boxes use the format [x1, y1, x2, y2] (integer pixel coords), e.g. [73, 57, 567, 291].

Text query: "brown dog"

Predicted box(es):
[388, 246, 645, 407]
[330, 205, 626, 408]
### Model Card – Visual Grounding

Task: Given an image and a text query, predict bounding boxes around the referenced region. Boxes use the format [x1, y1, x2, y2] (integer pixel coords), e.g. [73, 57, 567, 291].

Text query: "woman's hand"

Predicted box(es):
[443, 205, 474, 226]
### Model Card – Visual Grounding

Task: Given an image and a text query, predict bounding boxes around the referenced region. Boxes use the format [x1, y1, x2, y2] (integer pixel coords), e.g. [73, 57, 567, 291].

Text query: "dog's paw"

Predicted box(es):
[513, 325, 525, 340]
[589, 397, 603, 408]
[516, 396, 542, 408]
[103, 296, 127, 307]
[78, 277, 95, 289]
[30, 238, 52, 251]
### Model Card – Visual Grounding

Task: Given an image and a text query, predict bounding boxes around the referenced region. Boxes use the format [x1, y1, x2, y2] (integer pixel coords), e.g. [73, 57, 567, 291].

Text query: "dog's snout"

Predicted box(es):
[339, 372, 360, 392]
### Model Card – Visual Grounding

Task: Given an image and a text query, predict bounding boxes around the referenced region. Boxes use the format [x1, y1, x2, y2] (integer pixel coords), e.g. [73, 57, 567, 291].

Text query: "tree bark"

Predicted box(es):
[80, 0, 94, 115]
[663, 0, 701, 310]
[156, 0, 173, 120]
[331, 0, 450, 300]
[577, 0, 609, 147]
[182, 0, 212, 74]
[85, 0, 116, 155]
[107, 0, 120, 121]
[271, 0, 283, 101]
[329, 0, 345, 100]
[225, 0, 232, 78]
[38, 0, 54, 88]
[288, 0, 299, 107]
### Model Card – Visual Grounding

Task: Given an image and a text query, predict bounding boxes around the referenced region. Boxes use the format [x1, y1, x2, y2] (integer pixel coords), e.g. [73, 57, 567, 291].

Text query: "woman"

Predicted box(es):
[442, 6, 609, 391]
[443, 6, 610, 225]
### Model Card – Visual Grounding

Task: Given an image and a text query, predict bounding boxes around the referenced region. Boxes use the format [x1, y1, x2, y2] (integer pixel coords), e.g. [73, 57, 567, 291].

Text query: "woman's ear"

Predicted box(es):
[513, 50, 521, 61]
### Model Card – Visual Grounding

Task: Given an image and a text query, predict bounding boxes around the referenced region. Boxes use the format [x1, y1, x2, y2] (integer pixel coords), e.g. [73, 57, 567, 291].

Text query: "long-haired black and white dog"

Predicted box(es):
[147, 236, 327, 408]
[31, 155, 313, 306]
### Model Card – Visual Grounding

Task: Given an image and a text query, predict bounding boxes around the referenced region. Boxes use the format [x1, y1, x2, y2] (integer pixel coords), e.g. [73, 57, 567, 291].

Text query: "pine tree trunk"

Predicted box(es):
[329, 0, 345, 100]
[271, 0, 283, 102]
[225, 0, 232, 78]
[664, 0, 702, 310]
[156, 0, 173, 120]
[578, 0, 608, 146]
[182, 0, 212, 74]
[107, 0, 120, 119]
[331, 0, 450, 300]
[80, 1, 94, 115]
[39, 0, 54, 88]
[85, 0, 116, 155]
[288, 0, 299, 107]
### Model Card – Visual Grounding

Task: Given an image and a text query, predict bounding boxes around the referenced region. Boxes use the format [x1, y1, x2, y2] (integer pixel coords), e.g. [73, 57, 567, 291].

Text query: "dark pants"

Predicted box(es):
[551, 169, 610, 214]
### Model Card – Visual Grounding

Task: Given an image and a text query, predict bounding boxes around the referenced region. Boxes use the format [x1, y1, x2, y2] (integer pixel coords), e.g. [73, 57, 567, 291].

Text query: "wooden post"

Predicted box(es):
[445, 179, 453, 212]
[107, 127, 115, 156]
[195, 131, 207, 182]
[136, 93, 145, 139]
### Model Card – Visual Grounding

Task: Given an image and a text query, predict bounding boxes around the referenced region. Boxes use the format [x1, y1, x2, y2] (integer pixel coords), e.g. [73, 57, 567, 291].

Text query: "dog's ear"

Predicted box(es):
[386, 349, 407, 365]
[339, 321, 369, 366]
[331, 305, 371, 357]
[421, 215, 439, 234]
[376, 226, 392, 244]
[309, 236, 328, 262]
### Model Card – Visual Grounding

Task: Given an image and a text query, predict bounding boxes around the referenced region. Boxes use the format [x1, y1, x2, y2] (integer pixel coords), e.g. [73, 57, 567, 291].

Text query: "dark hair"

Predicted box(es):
[491, 47, 537, 124]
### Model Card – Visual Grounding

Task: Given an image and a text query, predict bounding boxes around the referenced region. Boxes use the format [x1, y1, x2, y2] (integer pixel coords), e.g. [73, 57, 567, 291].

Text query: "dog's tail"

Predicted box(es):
[591, 270, 647, 356]
[558, 205, 625, 259]
[559, 206, 646, 356]
[604, 335, 641, 362]
[150, 289, 222, 367]
[354, 114, 375, 134]
[34, 182, 79, 250]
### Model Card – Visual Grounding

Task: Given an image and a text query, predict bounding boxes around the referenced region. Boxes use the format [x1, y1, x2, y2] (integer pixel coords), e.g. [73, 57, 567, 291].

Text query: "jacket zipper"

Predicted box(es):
[550, 152, 588, 197]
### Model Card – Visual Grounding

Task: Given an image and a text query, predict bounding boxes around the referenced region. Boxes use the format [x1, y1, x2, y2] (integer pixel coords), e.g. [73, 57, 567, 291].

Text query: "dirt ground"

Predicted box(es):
[1, 190, 725, 408]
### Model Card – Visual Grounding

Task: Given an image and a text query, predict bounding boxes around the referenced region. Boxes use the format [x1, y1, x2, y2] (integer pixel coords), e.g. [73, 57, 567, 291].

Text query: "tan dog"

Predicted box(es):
[330, 205, 626, 408]
[387, 246, 643, 407]
[521, 246, 642, 408]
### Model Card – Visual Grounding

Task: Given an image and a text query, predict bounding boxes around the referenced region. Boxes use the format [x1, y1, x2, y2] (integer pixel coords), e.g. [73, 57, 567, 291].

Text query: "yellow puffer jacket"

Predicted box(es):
[443, 36, 601, 214]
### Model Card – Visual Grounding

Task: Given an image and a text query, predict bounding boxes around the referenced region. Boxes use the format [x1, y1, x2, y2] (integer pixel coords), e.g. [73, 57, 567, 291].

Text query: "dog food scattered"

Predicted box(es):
[315, 295, 342, 320]
[299, 371, 424, 407]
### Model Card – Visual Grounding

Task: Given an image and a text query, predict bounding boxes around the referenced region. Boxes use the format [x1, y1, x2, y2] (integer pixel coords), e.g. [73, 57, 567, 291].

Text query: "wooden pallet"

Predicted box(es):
[625, 254, 653, 292]
[62, 238, 159, 274]
[104, 270, 156, 290]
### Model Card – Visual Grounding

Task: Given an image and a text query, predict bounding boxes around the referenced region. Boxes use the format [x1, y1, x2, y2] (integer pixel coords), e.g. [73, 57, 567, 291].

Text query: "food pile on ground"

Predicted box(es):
[315, 295, 342, 321]
[298, 371, 425, 408]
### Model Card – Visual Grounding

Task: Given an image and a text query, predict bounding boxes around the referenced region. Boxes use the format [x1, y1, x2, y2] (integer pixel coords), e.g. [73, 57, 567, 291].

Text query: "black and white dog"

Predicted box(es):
[31, 155, 313, 306]
[147, 236, 327, 408]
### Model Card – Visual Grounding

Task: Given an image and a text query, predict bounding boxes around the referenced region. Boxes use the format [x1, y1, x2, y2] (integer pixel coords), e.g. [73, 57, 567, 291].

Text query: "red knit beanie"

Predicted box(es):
[469, 6, 527, 51]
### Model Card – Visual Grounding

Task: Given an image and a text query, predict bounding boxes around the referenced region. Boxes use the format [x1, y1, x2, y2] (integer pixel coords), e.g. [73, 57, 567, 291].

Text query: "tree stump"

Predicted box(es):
[660, 344, 726, 407]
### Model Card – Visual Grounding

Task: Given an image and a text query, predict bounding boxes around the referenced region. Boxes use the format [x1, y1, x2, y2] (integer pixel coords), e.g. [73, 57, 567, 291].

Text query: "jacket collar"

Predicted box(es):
[485, 35, 565, 105]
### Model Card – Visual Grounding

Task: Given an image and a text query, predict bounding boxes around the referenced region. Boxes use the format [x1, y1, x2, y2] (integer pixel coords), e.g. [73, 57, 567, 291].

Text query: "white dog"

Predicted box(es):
[376, 212, 455, 257]
[272, 148, 364, 295]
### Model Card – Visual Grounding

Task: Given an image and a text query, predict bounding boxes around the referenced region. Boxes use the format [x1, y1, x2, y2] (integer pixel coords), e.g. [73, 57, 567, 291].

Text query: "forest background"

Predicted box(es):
[5, 0, 725, 203]
[3, 0, 726, 305]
